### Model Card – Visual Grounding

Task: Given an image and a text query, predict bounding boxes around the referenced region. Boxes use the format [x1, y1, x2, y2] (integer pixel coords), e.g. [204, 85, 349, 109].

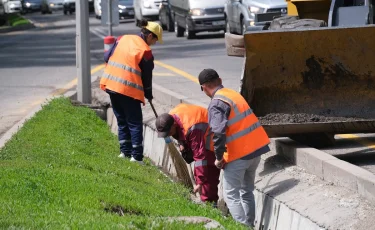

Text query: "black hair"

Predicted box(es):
[140, 19, 158, 39]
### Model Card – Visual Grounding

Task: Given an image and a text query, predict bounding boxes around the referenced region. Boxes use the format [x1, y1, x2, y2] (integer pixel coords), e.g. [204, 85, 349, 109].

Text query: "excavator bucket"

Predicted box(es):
[239, 25, 375, 137]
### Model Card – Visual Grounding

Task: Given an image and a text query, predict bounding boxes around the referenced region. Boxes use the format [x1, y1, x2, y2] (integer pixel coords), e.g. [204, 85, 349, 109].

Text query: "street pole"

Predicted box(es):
[107, 0, 112, 36]
[76, 0, 91, 103]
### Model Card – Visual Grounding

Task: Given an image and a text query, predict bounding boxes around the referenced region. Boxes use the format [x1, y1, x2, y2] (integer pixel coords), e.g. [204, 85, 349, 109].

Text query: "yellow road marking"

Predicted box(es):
[337, 134, 375, 149]
[51, 64, 106, 96]
[154, 60, 199, 84]
[153, 72, 176, 76]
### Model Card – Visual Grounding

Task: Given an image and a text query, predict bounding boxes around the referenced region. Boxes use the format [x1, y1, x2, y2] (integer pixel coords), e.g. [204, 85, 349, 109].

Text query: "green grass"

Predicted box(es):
[0, 97, 247, 229]
[6, 13, 30, 27]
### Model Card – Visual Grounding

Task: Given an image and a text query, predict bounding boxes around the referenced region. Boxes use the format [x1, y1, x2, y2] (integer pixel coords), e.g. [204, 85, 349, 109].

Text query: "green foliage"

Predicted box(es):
[0, 98, 246, 230]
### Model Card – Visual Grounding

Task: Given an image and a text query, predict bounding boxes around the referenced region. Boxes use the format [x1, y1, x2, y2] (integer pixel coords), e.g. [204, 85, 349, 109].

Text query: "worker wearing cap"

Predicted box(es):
[155, 104, 221, 206]
[198, 68, 270, 227]
[100, 20, 163, 164]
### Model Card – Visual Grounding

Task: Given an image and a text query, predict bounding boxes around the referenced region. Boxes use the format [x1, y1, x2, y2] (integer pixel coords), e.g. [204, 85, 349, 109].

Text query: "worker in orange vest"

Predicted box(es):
[155, 104, 221, 206]
[199, 68, 270, 227]
[100, 20, 163, 164]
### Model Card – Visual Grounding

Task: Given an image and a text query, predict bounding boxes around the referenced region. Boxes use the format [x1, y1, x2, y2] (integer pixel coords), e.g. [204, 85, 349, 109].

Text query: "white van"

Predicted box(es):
[2, 0, 22, 13]
[133, 0, 160, 26]
[170, 0, 226, 39]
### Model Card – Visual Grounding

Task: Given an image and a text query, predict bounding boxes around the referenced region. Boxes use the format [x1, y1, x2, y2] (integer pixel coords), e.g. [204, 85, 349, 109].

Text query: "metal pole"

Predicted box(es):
[108, 0, 112, 36]
[76, 0, 91, 103]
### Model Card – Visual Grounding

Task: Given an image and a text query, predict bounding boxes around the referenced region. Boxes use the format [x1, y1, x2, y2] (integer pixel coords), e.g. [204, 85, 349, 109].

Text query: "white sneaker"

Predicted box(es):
[130, 157, 144, 165]
[118, 152, 131, 159]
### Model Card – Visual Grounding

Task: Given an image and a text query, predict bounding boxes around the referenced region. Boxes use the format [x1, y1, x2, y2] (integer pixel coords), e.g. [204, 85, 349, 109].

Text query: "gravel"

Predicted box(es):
[259, 113, 369, 125]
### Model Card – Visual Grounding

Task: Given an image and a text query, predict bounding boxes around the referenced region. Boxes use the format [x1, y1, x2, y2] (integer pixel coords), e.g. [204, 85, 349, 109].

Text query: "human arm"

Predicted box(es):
[208, 100, 231, 162]
[138, 50, 154, 101]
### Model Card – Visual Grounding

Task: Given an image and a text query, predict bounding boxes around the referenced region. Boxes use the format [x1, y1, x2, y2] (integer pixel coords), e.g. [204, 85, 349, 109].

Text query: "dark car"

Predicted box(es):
[21, 0, 42, 14]
[118, 0, 134, 19]
[159, 0, 173, 32]
[63, 0, 94, 15]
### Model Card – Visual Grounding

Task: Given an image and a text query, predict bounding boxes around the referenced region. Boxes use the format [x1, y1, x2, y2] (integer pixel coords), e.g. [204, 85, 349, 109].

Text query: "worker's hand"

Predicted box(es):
[215, 159, 224, 169]
[193, 184, 202, 194]
[179, 144, 184, 152]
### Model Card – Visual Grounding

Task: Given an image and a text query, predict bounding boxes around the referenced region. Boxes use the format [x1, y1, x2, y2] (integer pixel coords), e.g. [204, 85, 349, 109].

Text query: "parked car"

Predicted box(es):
[133, 0, 160, 26]
[48, 0, 63, 11]
[169, 0, 226, 39]
[21, 0, 42, 13]
[158, 0, 173, 32]
[63, 0, 94, 15]
[0, 1, 5, 26]
[118, 0, 134, 19]
[224, 0, 287, 35]
[94, 0, 134, 20]
[3, 0, 22, 13]
[40, 0, 52, 13]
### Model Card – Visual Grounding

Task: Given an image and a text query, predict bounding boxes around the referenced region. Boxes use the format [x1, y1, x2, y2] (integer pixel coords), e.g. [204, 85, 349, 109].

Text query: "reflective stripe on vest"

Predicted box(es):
[213, 88, 270, 163]
[195, 160, 207, 167]
[107, 60, 142, 76]
[102, 73, 144, 91]
[186, 123, 208, 136]
[99, 35, 150, 103]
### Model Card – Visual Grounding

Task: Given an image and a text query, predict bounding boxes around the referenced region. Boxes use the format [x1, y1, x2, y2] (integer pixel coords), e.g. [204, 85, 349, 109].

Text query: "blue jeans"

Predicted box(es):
[107, 90, 143, 161]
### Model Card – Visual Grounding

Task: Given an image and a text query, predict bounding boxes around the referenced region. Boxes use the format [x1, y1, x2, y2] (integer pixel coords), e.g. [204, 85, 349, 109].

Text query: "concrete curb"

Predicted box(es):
[275, 138, 375, 203]
[0, 22, 35, 34]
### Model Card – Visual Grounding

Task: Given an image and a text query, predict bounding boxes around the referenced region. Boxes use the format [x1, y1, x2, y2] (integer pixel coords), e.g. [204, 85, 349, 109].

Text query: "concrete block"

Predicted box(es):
[275, 203, 293, 230]
[106, 108, 114, 127]
[150, 130, 166, 166]
[153, 83, 187, 107]
[111, 117, 118, 134]
[276, 139, 336, 179]
[323, 159, 358, 191]
[356, 173, 375, 203]
[143, 126, 155, 159]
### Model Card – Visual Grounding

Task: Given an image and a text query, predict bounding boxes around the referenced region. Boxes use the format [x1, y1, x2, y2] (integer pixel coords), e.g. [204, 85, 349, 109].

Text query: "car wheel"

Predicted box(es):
[167, 15, 174, 32]
[185, 22, 195, 39]
[69, 10, 73, 14]
[174, 20, 184, 37]
[241, 18, 246, 35]
[63, 9, 67, 15]
[225, 17, 231, 33]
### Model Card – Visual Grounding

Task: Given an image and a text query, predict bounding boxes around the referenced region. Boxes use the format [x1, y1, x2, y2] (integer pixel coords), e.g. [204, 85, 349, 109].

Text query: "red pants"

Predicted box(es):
[195, 165, 221, 203]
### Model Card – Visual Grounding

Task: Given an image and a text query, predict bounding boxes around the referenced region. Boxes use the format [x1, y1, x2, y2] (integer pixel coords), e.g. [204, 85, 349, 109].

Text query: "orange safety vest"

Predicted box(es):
[207, 88, 270, 163]
[100, 35, 151, 104]
[169, 104, 209, 137]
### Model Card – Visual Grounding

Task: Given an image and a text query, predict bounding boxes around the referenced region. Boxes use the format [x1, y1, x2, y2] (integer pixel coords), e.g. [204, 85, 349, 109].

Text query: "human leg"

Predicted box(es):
[108, 92, 132, 157]
[240, 156, 261, 227]
[223, 159, 250, 226]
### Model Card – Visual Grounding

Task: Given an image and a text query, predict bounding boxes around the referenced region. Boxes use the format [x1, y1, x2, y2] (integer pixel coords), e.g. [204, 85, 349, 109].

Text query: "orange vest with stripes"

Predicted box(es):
[209, 88, 270, 163]
[100, 35, 151, 104]
[169, 104, 210, 137]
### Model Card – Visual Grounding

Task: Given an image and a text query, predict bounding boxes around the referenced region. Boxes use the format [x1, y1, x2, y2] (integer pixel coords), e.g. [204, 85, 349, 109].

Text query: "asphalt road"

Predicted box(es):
[1, 11, 375, 175]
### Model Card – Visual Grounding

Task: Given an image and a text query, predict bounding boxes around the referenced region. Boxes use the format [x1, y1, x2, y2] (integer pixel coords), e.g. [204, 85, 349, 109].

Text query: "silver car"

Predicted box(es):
[225, 0, 287, 34]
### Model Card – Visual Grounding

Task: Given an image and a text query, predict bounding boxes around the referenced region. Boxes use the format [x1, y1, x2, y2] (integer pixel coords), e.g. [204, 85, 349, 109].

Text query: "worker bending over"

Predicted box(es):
[155, 104, 220, 205]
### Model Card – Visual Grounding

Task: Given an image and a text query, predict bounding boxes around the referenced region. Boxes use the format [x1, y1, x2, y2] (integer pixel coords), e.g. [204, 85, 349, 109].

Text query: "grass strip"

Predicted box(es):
[7, 13, 30, 27]
[0, 97, 247, 229]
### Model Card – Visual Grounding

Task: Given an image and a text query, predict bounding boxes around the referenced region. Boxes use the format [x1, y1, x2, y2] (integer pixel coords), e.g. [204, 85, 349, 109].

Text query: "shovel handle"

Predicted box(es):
[149, 100, 158, 118]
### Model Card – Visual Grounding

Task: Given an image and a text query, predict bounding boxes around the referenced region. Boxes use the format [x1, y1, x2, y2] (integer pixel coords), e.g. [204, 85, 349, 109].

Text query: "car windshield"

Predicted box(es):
[119, 0, 133, 4]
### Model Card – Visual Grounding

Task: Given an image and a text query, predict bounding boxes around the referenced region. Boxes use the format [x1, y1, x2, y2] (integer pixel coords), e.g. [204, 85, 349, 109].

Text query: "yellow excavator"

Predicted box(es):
[225, 0, 375, 147]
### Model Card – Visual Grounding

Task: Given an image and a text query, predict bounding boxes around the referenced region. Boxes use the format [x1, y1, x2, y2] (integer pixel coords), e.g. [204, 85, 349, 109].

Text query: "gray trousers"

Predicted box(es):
[223, 156, 261, 227]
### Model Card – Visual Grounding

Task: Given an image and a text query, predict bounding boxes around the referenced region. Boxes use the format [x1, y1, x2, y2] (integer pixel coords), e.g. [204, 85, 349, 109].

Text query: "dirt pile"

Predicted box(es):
[259, 113, 367, 125]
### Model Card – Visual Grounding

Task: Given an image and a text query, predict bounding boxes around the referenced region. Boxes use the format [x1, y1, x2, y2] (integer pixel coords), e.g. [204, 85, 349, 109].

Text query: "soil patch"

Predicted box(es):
[259, 113, 369, 125]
